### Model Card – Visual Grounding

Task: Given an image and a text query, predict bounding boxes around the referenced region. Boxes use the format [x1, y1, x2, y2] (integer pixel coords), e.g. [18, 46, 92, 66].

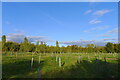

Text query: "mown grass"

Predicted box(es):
[2, 52, 119, 79]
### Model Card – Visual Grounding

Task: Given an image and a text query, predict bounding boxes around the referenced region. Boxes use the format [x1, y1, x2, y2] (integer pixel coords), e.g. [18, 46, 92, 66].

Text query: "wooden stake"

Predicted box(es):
[59, 57, 61, 67]
[31, 57, 34, 68]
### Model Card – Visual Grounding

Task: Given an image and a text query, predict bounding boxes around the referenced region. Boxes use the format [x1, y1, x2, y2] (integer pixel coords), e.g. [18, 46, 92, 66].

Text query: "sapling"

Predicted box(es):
[56, 55, 58, 62]
[77, 56, 81, 63]
[31, 57, 34, 68]
[59, 57, 61, 67]
[10, 52, 12, 57]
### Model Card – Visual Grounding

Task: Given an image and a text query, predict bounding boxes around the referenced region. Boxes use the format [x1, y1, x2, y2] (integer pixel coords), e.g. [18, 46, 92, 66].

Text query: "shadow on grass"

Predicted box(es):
[41, 59, 118, 79]
[2, 59, 45, 79]
[2, 58, 119, 79]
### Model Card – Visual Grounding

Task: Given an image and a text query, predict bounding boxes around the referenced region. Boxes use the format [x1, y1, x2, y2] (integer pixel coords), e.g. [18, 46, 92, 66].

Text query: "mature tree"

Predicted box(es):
[86, 44, 95, 53]
[19, 42, 24, 52]
[24, 37, 28, 43]
[114, 44, 119, 53]
[56, 41, 59, 47]
[23, 37, 30, 52]
[71, 45, 78, 53]
[2, 35, 6, 50]
[28, 43, 35, 52]
[105, 42, 114, 53]
[2, 34, 119, 54]
[118, 43, 120, 53]
[40, 41, 43, 45]
[19, 37, 30, 52]
[4, 41, 20, 52]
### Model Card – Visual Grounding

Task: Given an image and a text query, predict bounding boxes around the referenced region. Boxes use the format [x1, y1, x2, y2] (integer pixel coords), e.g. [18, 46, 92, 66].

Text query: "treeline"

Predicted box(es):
[2, 35, 120, 53]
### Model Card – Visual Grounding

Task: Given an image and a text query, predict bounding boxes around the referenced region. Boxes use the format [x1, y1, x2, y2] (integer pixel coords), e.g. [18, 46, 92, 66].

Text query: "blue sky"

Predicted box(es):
[2, 2, 118, 46]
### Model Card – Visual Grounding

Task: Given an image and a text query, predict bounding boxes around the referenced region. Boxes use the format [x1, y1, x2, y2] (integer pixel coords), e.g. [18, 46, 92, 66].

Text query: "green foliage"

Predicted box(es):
[56, 41, 59, 47]
[105, 42, 114, 53]
[3, 41, 20, 52]
[2, 35, 6, 46]
[2, 35, 120, 53]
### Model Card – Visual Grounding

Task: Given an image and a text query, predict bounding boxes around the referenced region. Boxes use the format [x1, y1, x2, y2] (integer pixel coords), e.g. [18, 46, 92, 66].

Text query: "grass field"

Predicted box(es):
[2, 52, 119, 79]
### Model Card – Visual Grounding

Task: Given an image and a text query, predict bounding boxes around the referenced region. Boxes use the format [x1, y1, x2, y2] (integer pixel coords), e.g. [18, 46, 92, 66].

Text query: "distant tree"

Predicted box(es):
[86, 44, 95, 53]
[71, 45, 78, 53]
[66, 45, 72, 53]
[55, 41, 60, 53]
[114, 43, 119, 53]
[2, 34, 119, 53]
[2, 35, 6, 45]
[105, 42, 114, 53]
[19, 37, 30, 52]
[19, 42, 24, 52]
[40, 41, 43, 45]
[35, 41, 39, 53]
[118, 43, 120, 53]
[4, 41, 20, 52]
[24, 37, 30, 52]
[2, 35, 6, 51]
[99, 46, 106, 53]
[24, 37, 28, 43]
[56, 41, 59, 47]
[28, 43, 35, 52]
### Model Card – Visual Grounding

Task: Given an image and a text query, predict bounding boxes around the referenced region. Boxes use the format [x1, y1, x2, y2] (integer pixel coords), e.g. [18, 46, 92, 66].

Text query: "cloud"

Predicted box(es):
[103, 38, 118, 42]
[6, 33, 53, 43]
[83, 30, 90, 33]
[84, 10, 92, 14]
[59, 38, 118, 47]
[89, 19, 102, 24]
[99, 28, 118, 37]
[27, 36, 54, 42]
[7, 33, 25, 43]
[93, 9, 111, 16]
[91, 26, 109, 30]
[107, 28, 118, 34]
[83, 26, 109, 33]
[14, 29, 25, 34]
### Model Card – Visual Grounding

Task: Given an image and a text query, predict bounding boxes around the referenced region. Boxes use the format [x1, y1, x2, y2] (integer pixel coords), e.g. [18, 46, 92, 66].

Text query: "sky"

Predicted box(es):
[2, 0, 120, 2]
[2, 2, 118, 46]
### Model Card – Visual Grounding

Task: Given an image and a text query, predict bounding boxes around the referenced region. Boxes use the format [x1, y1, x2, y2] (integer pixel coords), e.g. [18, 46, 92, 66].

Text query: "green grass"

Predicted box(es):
[2, 52, 119, 78]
